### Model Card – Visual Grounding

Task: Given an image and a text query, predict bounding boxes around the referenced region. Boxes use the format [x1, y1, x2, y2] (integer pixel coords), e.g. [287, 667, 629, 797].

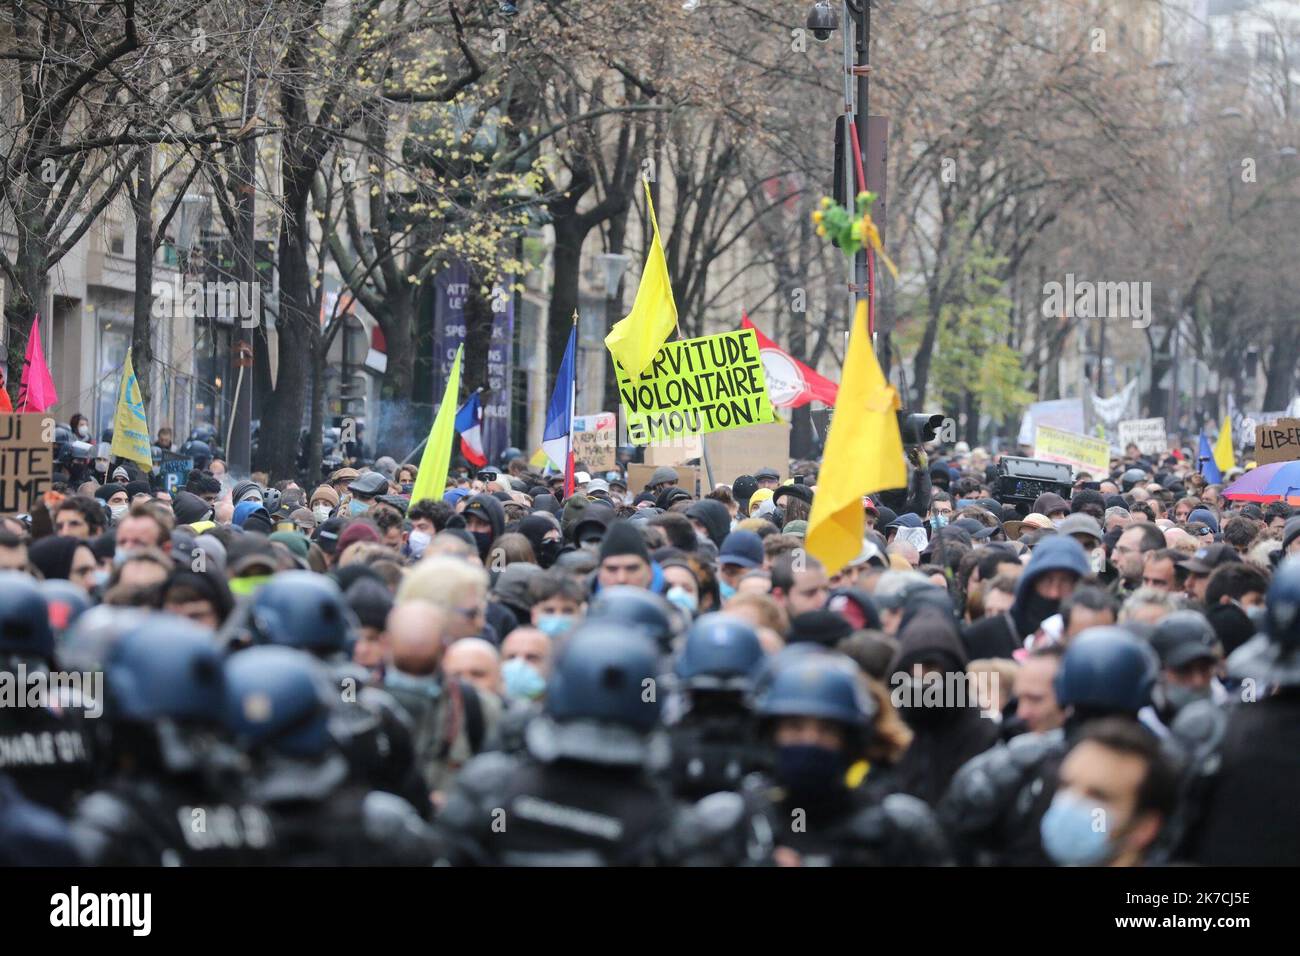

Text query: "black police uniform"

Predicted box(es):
[0, 772, 79, 866]
[0, 660, 99, 814]
[436, 749, 677, 866]
[71, 771, 278, 866]
[251, 757, 436, 865]
[668, 696, 769, 801]
[759, 778, 951, 866]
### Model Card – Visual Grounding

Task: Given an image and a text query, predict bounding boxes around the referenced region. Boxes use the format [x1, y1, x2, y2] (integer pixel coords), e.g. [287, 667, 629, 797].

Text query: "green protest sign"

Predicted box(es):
[615, 329, 776, 445]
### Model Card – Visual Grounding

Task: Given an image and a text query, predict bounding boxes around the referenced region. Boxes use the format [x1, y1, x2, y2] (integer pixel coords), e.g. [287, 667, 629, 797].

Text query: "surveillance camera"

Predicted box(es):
[806, 0, 839, 41]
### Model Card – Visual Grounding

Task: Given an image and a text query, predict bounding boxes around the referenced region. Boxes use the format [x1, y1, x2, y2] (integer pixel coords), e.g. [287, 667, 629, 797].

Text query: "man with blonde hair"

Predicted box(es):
[398, 556, 491, 641]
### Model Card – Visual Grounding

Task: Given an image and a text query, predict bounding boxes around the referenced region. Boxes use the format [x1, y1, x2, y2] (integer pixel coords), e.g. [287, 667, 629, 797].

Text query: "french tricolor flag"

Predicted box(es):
[541, 323, 577, 498]
[456, 391, 487, 467]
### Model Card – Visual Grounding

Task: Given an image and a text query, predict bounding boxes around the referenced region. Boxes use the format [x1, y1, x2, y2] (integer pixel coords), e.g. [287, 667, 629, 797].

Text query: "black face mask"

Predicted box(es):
[775, 744, 848, 798]
[1013, 590, 1059, 637]
[538, 539, 562, 569]
[472, 531, 494, 562]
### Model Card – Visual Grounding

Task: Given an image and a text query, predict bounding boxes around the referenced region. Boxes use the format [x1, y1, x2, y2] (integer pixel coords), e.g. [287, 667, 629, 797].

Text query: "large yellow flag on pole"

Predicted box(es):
[110, 348, 153, 471]
[604, 180, 678, 379]
[1213, 414, 1234, 474]
[409, 344, 463, 505]
[805, 299, 906, 575]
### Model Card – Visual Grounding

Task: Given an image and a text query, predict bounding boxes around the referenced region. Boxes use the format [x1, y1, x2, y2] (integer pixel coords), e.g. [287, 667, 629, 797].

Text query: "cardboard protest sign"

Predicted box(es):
[1034, 424, 1111, 474]
[627, 463, 700, 498]
[701, 421, 791, 487]
[1118, 418, 1168, 456]
[0, 414, 54, 516]
[643, 433, 702, 466]
[616, 329, 776, 445]
[1255, 418, 1300, 466]
[572, 413, 616, 472]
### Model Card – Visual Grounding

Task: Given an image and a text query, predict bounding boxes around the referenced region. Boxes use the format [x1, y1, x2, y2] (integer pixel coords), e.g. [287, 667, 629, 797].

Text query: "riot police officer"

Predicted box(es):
[751, 648, 950, 866]
[938, 627, 1158, 865]
[0, 572, 98, 814]
[586, 585, 677, 658]
[222, 645, 436, 864]
[0, 772, 78, 866]
[69, 617, 279, 865]
[436, 624, 756, 865]
[1176, 557, 1300, 865]
[242, 571, 427, 813]
[668, 613, 769, 800]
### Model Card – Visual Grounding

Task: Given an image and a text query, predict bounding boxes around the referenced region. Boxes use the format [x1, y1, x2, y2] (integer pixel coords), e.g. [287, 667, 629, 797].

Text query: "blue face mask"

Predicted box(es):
[349, 499, 368, 516]
[502, 658, 546, 700]
[718, 580, 737, 602]
[536, 615, 573, 640]
[1039, 791, 1113, 866]
[931, 513, 948, 529]
[666, 585, 698, 615]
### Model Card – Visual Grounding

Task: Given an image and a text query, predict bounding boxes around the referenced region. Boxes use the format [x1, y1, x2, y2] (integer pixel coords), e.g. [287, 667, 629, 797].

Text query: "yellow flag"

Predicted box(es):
[409, 345, 463, 506]
[805, 299, 906, 575]
[604, 180, 678, 379]
[1213, 414, 1234, 473]
[110, 348, 153, 471]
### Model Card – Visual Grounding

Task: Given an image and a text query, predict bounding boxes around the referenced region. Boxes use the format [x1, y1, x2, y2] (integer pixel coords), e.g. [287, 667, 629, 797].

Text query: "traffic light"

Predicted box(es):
[897, 412, 945, 445]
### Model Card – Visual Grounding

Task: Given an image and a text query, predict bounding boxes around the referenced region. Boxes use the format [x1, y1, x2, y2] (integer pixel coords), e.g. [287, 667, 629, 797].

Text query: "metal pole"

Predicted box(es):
[840, 1, 855, 321]
[853, 0, 871, 354]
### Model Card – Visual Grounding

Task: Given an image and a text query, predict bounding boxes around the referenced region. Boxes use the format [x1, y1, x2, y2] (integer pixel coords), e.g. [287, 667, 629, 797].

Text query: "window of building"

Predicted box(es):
[1257, 31, 1278, 64]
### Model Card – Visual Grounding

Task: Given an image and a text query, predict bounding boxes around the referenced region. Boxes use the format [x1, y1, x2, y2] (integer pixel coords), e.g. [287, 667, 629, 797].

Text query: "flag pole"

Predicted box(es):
[566, 312, 578, 497]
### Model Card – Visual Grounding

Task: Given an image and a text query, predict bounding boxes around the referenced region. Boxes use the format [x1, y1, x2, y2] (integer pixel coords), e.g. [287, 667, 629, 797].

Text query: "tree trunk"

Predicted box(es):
[307, 332, 328, 483]
[258, 173, 315, 481]
[130, 148, 155, 411]
[1263, 327, 1300, 412]
[548, 215, 587, 375]
[4, 229, 49, 405]
[382, 292, 416, 404]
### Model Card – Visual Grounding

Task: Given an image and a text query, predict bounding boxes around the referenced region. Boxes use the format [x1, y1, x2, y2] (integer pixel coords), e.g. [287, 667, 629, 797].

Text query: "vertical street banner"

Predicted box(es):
[482, 279, 515, 464]
[0, 414, 54, 516]
[616, 328, 777, 445]
[433, 260, 469, 397]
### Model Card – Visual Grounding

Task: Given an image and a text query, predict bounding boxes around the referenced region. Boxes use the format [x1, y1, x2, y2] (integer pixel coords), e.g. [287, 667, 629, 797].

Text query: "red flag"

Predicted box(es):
[0, 366, 12, 413]
[16, 315, 59, 413]
[741, 314, 839, 408]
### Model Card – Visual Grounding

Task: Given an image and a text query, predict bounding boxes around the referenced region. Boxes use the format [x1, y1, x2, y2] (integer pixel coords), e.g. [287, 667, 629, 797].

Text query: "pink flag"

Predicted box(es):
[16, 315, 58, 413]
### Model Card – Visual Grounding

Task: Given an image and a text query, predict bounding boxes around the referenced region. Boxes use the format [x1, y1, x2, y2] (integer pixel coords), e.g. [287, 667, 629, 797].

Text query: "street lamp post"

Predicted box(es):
[807, 0, 875, 354]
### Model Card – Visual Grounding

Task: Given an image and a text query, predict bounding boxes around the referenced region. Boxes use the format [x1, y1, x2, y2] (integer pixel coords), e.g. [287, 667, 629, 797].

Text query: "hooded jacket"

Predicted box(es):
[172, 491, 214, 526]
[685, 499, 731, 549]
[963, 536, 1091, 660]
[516, 515, 562, 568]
[461, 493, 506, 561]
[888, 608, 1000, 806]
[29, 536, 84, 581]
